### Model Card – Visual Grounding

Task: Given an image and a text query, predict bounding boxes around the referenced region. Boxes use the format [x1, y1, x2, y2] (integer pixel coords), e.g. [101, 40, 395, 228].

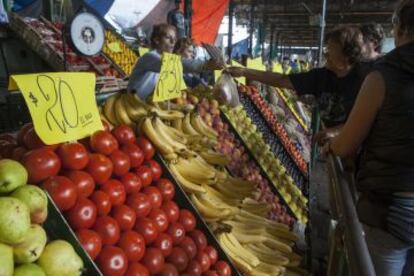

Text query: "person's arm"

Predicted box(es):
[314, 124, 343, 146]
[225, 67, 293, 89]
[327, 71, 385, 157]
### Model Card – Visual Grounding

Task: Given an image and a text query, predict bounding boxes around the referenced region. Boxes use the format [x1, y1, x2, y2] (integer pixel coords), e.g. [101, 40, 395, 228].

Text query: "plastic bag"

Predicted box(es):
[213, 73, 240, 108]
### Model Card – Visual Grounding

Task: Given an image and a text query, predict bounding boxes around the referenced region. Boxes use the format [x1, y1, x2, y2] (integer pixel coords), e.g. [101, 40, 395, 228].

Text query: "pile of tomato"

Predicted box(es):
[0, 123, 232, 276]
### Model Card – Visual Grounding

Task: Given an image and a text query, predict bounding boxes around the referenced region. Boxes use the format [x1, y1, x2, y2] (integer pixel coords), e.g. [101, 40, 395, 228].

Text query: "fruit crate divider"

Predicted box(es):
[43, 193, 102, 276]
[154, 153, 242, 276]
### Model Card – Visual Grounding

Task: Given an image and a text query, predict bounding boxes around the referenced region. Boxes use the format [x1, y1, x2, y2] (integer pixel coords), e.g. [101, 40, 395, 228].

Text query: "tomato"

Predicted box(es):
[143, 186, 162, 208]
[186, 260, 202, 275]
[196, 251, 211, 272]
[121, 172, 142, 194]
[112, 125, 136, 145]
[203, 270, 219, 276]
[57, 142, 89, 170]
[137, 136, 155, 160]
[111, 204, 136, 231]
[117, 230, 145, 262]
[23, 127, 46, 149]
[204, 246, 218, 265]
[91, 191, 112, 216]
[121, 143, 144, 168]
[156, 178, 175, 201]
[11, 146, 27, 161]
[160, 263, 178, 276]
[101, 179, 126, 206]
[146, 160, 162, 181]
[65, 170, 95, 198]
[86, 154, 113, 185]
[153, 233, 173, 257]
[167, 223, 186, 245]
[166, 247, 189, 272]
[93, 216, 121, 245]
[96, 246, 128, 276]
[22, 148, 61, 183]
[142, 247, 165, 274]
[161, 201, 180, 223]
[189, 230, 207, 251]
[126, 193, 152, 218]
[126, 262, 149, 276]
[65, 197, 97, 230]
[135, 166, 153, 187]
[90, 130, 118, 155]
[42, 176, 77, 211]
[76, 229, 102, 260]
[17, 123, 32, 145]
[179, 236, 197, 260]
[178, 209, 196, 232]
[213, 261, 231, 276]
[110, 149, 131, 177]
[148, 208, 169, 233]
[134, 218, 158, 244]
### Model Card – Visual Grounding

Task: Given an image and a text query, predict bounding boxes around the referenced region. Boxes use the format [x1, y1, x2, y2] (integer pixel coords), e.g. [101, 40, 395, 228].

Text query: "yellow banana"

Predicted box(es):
[174, 157, 216, 183]
[122, 94, 148, 121]
[103, 94, 119, 125]
[150, 107, 184, 120]
[171, 118, 184, 132]
[154, 118, 188, 144]
[198, 193, 239, 215]
[168, 163, 206, 194]
[218, 233, 254, 273]
[224, 232, 261, 266]
[191, 112, 218, 139]
[190, 194, 231, 219]
[199, 150, 230, 166]
[182, 113, 200, 135]
[152, 117, 187, 152]
[141, 117, 175, 155]
[114, 95, 135, 127]
[125, 93, 152, 110]
[244, 244, 290, 266]
[255, 262, 285, 275]
[203, 185, 242, 206]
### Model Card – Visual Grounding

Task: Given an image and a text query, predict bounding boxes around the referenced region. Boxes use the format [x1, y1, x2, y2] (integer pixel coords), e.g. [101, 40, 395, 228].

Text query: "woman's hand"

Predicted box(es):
[224, 67, 247, 77]
[204, 59, 225, 70]
[320, 139, 332, 156]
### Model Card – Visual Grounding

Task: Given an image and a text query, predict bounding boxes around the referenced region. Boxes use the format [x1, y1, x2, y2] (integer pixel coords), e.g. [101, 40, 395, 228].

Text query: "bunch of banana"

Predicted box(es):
[199, 150, 230, 166]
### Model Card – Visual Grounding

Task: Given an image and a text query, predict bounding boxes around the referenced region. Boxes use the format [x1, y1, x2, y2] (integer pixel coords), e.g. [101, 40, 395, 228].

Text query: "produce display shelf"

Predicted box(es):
[276, 88, 310, 134]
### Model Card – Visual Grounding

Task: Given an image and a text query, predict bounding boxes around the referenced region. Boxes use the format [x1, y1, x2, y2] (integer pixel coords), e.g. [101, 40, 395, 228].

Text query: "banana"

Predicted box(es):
[152, 117, 187, 152]
[155, 119, 189, 144]
[122, 94, 148, 121]
[103, 94, 119, 125]
[125, 93, 152, 110]
[198, 193, 239, 215]
[255, 262, 285, 275]
[218, 233, 254, 273]
[99, 106, 113, 129]
[190, 112, 218, 139]
[174, 157, 216, 183]
[199, 150, 230, 166]
[171, 118, 184, 132]
[182, 112, 200, 135]
[203, 185, 242, 206]
[225, 232, 261, 266]
[190, 193, 231, 219]
[150, 106, 184, 120]
[168, 163, 206, 194]
[141, 117, 175, 155]
[114, 95, 135, 127]
[163, 153, 178, 161]
[244, 244, 290, 266]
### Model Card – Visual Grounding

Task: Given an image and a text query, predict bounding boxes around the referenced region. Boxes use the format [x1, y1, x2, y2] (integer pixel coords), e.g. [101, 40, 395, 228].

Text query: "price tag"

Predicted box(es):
[138, 47, 150, 56]
[214, 60, 246, 85]
[153, 52, 186, 102]
[8, 73, 103, 145]
[108, 42, 122, 53]
[247, 57, 266, 71]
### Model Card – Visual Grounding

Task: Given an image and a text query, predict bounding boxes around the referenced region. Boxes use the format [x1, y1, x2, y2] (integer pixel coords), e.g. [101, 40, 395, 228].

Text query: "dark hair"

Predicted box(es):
[360, 23, 385, 52]
[150, 23, 176, 49]
[174, 37, 194, 54]
[393, 0, 414, 37]
[325, 26, 364, 64]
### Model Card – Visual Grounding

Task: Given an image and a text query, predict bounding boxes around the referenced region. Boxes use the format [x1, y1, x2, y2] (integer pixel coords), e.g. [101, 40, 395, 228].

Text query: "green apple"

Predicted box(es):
[14, 264, 45, 276]
[0, 243, 13, 276]
[0, 159, 28, 194]
[0, 197, 31, 244]
[13, 224, 47, 264]
[11, 185, 48, 224]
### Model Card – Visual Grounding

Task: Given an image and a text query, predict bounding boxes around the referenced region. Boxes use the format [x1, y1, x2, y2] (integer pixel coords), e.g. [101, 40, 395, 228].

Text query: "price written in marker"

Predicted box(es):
[153, 52, 186, 102]
[9, 73, 103, 145]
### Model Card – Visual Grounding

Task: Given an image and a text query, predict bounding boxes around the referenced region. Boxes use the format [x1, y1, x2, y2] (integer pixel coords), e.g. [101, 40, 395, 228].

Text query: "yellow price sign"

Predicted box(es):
[108, 42, 122, 53]
[138, 47, 150, 56]
[214, 60, 246, 85]
[247, 57, 266, 71]
[153, 52, 186, 102]
[8, 73, 103, 145]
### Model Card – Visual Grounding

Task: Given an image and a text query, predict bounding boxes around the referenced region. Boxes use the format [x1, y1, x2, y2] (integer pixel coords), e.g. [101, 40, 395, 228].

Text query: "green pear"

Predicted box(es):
[37, 240, 83, 276]
[13, 264, 45, 276]
[11, 185, 48, 224]
[0, 159, 28, 194]
[0, 243, 13, 276]
[13, 224, 47, 264]
[0, 197, 30, 244]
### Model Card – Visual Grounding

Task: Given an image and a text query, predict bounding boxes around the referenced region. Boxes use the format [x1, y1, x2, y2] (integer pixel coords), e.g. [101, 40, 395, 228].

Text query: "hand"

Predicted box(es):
[224, 66, 247, 78]
[204, 59, 225, 70]
[320, 140, 332, 156]
[314, 127, 341, 146]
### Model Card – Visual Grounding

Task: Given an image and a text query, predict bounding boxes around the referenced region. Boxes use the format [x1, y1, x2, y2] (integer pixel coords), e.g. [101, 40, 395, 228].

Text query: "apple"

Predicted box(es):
[0, 159, 28, 194]
[11, 185, 48, 224]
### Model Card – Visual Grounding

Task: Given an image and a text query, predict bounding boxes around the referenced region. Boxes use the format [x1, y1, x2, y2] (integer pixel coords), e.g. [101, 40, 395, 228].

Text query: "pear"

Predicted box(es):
[37, 240, 83, 276]
[14, 264, 45, 276]
[0, 159, 28, 194]
[11, 185, 48, 224]
[0, 197, 30, 244]
[13, 224, 47, 264]
[0, 243, 13, 276]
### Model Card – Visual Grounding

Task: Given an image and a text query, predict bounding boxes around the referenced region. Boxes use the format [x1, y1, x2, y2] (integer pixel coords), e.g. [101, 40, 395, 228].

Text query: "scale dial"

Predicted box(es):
[69, 12, 104, 56]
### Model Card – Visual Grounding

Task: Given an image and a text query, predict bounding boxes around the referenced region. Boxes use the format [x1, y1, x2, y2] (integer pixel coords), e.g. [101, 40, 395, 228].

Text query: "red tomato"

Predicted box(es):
[65, 198, 97, 230]
[167, 223, 186, 245]
[65, 170, 95, 198]
[178, 209, 196, 232]
[137, 137, 155, 160]
[189, 230, 207, 251]
[134, 218, 158, 244]
[42, 176, 77, 211]
[86, 154, 113, 185]
[112, 125, 136, 145]
[90, 130, 118, 155]
[166, 247, 189, 272]
[111, 204, 136, 231]
[91, 191, 112, 216]
[186, 260, 202, 275]
[110, 150, 131, 177]
[117, 230, 145, 262]
[135, 166, 153, 187]
[153, 233, 173, 257]
[17, 123, 32, 145]
[148, 208, 169, 233]
[57, 142, 89, 170]
[146, 160, 162, 181]
[121, 173, 142, 194]
[156, 178, 175, 201]
[213, 261, 231, 276]
[143, 186, 162, 208]
[22, 148, 61, 183]
[93, 216, 120, 245]
[160, 263, 179, 276]
[76, 229, 102, 260]
[204, 246, 218, 265]
[203, 270, 219, 276]
[179, 236, 197, 260]
[126, 193, 152, 218]
[126, 262, 149, 276]
[121, 143, 144, 168]
[196, 251, 211, 272]
[96, 246, 128, 276]
[161, 201, 180, 223]
[11, 147, 27, 161]
[142, 248, 165, 274]
[101, 179, 126, 206]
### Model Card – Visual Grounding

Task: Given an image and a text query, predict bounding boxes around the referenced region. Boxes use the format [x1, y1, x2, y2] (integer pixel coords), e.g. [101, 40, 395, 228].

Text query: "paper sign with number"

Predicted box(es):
[153, 52, 186, 102]
[108, 42, 122, 53]
[8, 73, 103, 145]
[247, 57, 266, 71]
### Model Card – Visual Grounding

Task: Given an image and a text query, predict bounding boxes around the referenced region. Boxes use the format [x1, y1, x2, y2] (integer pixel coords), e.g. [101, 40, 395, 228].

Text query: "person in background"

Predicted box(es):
[360, 23, 385, 61]
[281, 56, 292, 74]
[323, 1, 414, 274]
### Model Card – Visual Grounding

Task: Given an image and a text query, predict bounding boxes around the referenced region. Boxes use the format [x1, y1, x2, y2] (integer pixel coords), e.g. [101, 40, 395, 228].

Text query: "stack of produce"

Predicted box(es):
[0, 159, 83, 276]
